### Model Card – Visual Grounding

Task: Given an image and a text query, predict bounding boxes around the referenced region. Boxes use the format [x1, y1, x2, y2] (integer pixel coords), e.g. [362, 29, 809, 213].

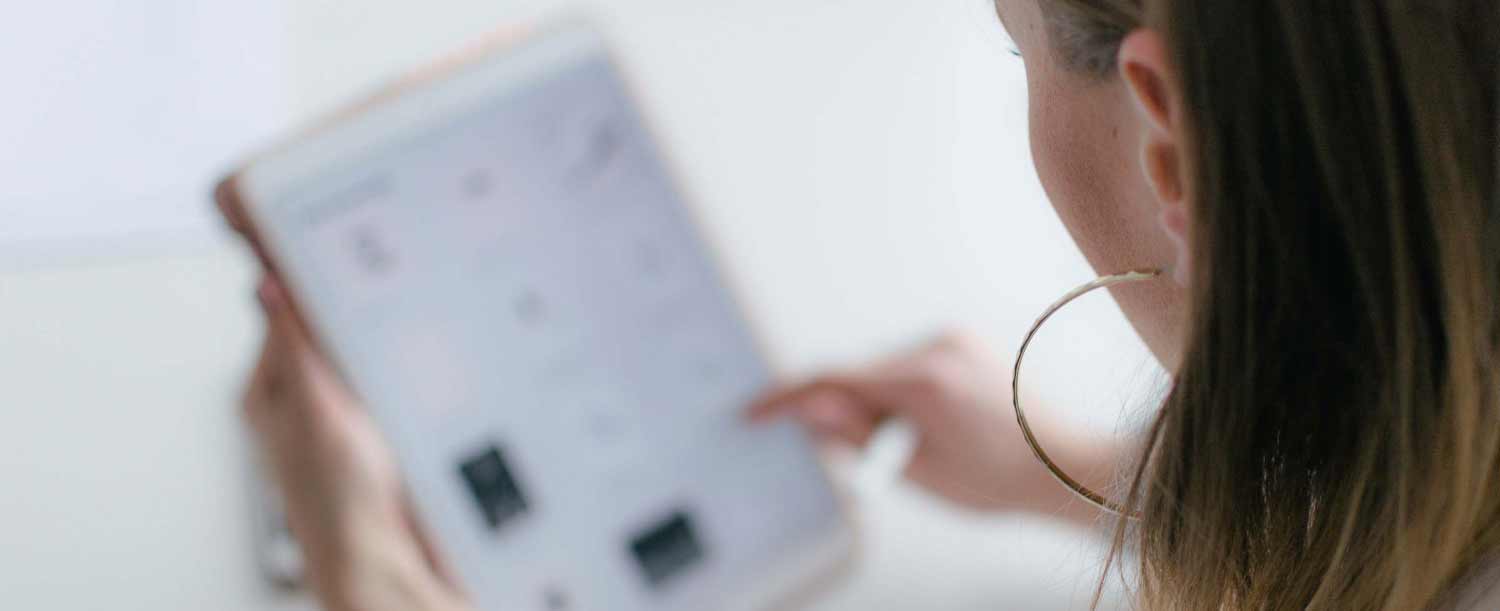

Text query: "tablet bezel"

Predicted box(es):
[216, 18, 856, 610]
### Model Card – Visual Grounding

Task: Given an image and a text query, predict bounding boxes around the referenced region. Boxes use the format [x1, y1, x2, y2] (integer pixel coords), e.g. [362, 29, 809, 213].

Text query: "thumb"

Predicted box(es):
[249, 277, 346, 428]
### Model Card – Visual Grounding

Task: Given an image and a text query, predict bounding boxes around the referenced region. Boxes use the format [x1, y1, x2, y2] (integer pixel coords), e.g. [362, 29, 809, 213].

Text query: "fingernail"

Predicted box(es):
[806, 401, 845, 428]
[256, 279, 280, 312]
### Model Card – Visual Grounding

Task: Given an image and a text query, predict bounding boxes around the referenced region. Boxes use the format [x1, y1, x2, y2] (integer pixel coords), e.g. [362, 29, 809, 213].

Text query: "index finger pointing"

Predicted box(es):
[745, 374, 882, 422]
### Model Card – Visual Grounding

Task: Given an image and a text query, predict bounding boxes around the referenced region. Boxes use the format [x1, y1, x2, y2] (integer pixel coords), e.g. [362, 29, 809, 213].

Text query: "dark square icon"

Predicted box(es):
[458, 445, 529, 531]
[629, 510, 706, 588]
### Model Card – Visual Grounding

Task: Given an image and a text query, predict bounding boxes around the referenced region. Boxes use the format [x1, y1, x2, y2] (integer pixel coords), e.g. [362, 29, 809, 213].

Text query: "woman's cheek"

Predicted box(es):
[1027, 82, 1117, 269]
[1022, 71, 1191, 367]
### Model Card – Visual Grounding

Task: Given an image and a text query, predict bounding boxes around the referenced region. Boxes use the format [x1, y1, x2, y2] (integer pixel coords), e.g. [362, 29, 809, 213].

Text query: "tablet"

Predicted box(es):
[217, 21, 851, 611]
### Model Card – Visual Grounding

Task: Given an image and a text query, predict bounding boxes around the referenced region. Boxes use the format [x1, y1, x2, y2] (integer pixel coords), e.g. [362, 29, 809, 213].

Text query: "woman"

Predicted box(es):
[243, 0, 1500, 609]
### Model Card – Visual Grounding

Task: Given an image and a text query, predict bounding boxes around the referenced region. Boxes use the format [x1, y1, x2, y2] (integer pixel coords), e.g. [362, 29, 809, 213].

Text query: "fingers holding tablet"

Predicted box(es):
[243, 277, 470, 611]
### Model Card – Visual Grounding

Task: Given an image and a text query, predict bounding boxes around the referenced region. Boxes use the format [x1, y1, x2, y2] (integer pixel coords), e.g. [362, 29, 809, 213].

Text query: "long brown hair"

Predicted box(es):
[1039, 0, 1500, 608]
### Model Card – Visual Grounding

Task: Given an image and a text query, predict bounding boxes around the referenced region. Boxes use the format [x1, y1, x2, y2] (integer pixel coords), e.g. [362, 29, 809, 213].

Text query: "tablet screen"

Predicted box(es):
[242, 25, 845, 611]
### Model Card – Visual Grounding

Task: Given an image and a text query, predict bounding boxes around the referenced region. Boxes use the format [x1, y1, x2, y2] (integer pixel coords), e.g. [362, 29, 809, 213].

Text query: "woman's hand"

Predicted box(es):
[750, 333, 1111, 521]
[243, 278, 470, 611]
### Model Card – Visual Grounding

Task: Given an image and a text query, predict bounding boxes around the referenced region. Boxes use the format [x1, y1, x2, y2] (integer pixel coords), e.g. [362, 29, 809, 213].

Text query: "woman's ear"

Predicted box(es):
[1117, 29, 1193, 287]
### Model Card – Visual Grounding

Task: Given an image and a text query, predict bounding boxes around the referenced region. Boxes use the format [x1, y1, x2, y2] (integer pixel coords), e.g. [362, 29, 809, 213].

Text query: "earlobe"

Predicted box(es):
[1160, 205, 1193, 286]
[1148, 140, 1192, 285]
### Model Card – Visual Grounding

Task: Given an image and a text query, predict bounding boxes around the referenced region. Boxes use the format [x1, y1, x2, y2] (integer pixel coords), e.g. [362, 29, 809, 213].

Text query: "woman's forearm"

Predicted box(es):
[1020, 431, 1133, 530]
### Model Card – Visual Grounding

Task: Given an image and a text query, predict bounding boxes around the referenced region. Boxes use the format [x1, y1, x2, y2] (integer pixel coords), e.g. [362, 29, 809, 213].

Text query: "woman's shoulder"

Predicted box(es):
[1451, 555, 1500, 611]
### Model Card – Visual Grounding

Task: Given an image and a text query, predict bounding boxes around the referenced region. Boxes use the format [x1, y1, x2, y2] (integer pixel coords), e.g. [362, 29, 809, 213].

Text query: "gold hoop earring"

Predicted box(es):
[1011, 269, 1161, 518]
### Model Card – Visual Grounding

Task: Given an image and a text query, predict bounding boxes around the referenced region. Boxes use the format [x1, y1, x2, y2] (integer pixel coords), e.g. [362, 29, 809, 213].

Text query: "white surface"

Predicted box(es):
[0, 0, 284, 262]
[0, 1, 1149, 609]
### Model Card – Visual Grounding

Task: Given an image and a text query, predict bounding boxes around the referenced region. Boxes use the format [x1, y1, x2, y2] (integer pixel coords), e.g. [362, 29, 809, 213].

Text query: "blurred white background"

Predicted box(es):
[0, 0, 1162, 609]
